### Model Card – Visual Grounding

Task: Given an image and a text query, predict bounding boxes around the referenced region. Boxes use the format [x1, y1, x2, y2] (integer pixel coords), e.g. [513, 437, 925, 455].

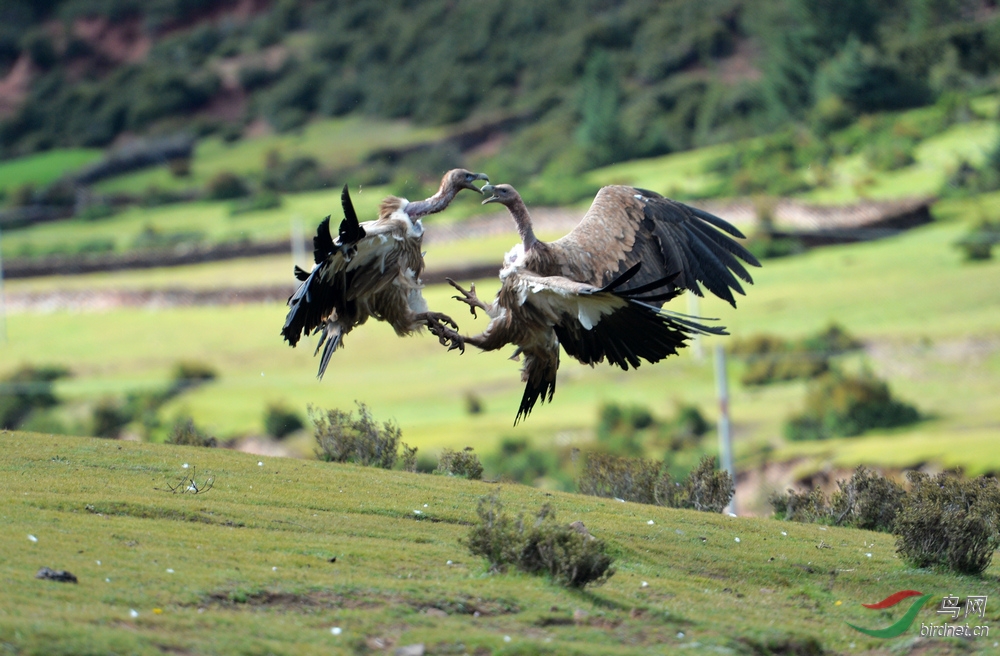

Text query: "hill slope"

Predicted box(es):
[2, 431, 997, 655]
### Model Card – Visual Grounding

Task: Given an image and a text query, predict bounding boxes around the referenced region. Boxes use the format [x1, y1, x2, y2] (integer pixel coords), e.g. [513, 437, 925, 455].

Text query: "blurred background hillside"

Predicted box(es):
[1, 0, 999, 514]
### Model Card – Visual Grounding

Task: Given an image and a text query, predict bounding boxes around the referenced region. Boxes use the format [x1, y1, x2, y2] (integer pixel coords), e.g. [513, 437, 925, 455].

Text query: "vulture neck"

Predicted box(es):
[508, 197, 538, 250]
[404, 182, 457, 219]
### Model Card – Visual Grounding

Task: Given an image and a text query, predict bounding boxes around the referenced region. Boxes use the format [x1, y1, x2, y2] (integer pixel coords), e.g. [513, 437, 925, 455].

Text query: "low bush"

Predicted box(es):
[729, 324, 861, 387]
[92, 397, 129, 438]
[784, 370, 920, 441]
[466, 491, 615, 589]
[0, 365, 70, 430]
[954, 219, 1000, 261]
[167, 417, 218, 448]
[579, 454, 733, 512]
[482, 437, 571, 489]
[206, 171, 251, 200]
[436, 447, 484, 480]
[312, 402, 409, 469]
[263, 403, 304, 439]
[771, 466, 904, 531]
[229, 191, 283, 216]
[895, 471, 1000, 575]
[170, 361, 217, 394]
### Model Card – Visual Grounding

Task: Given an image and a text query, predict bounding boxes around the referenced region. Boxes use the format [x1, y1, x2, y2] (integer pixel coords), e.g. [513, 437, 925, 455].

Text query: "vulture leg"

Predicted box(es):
[446, 279, 490, 318]
[416, 311, 465, 353]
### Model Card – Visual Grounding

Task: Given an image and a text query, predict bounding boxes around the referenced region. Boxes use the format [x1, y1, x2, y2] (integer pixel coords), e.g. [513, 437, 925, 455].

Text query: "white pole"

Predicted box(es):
[714, 344, 734, 514]
[291, 215, 305, 269]
[687, 291, 704, 360]
[0, 226, 6, 344]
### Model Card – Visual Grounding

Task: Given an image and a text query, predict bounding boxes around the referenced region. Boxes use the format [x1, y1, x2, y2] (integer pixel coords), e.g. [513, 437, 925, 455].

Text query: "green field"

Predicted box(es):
[4, 195, 1000, 505]
[2, 432, 997, 655]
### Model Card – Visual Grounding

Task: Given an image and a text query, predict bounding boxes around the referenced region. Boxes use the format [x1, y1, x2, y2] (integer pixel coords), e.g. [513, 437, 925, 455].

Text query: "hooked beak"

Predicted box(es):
[462, 172, 490, 193]
[481, 184, 499, 204]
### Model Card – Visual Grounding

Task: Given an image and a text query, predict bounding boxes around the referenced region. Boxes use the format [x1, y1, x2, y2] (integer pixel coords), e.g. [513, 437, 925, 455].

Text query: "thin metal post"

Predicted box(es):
[291, 215, 305, 270]
[687, 291, 704, 360]
[0, 226, 6, 344]
[714, 344, 734, 514]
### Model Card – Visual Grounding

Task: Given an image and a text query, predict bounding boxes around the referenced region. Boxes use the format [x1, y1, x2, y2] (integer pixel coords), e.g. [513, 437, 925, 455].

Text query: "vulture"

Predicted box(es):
[282, 169, 489, 378]
[447, 183, 761, 424]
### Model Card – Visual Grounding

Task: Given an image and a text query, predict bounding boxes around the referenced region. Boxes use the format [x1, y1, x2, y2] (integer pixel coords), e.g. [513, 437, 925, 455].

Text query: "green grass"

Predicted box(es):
[93, 116, 449, 195]
[4, 198, 1000, 502]
[1, 432, 997, 655]
[0, 148, 103, 196]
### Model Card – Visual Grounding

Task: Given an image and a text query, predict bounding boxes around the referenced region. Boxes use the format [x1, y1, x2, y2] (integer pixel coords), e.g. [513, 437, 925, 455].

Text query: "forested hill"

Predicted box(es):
[1, 0, 998, 182]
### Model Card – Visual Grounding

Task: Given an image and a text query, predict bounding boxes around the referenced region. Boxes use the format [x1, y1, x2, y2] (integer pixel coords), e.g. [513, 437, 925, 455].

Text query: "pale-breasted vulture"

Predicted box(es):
[447, 183, 761, 424]
[282, 169, 489, 378]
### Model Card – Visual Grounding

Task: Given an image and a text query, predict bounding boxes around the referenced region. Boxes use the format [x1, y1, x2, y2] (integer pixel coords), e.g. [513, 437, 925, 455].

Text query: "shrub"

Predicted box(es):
[92, 397, 129, 438]
[311, 402, 402, 469]
[895, 471, 1000, 575]
[954, 219, 1000, 262]
[483, 437, 568, 488]
[171, 361, 217, 393]
[436, 447, 484, 480]
[206, 172, 251, 200]
[466, 491, 615, 588]
[830, 466, 904, 532]
[770, 487, 831, 524]
[784, 370, 920, 441]
[681, 456, 735, 513]
[167, 417, 218, 448]
[729, 324, 861, 387]
[400, 444, 419, 473]
[579, 454, 733, 512]
[0, 365, 70, 430]
[263, 403, 304, 439]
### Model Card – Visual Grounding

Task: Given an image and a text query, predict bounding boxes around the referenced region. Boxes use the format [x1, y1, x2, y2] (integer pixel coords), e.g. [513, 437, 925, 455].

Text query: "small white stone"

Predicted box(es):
[677, 632, 685, 639]
[182, 463, 189, 469]
[423, 504, 428, 507]
[781, 531, 787, 536]
[258, 461, 263, 466]
[641, 581, 649, 588]
[105, 578, 110, 582]
[261, 372, 265, 377]
[166, 568, 174, 573]
[728, 512, 737, 517]
[130, 609, 139, 618]
[647, 520, 654, 525]
[414, 510, 423, 515]
[330, 627, 341, 635]
[735, 537, 741, 543]
[27, 534, 37, 543]
[615, 498, 625, 503]
[272, 566, 278, 571]
[96, 560, 101, 565]
[446, 560, 452, 565]
[503, 636, 511, 643]
[866, 553, 872, 558]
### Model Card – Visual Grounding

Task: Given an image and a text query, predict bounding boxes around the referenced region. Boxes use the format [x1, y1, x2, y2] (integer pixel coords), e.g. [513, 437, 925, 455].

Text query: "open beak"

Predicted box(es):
[466, 172, 490, 193]
[481, 184, 499, 204]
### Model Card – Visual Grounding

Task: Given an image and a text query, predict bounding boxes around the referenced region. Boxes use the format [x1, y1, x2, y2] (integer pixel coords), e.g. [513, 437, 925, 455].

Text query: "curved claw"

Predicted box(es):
[446, 278, 482, 319]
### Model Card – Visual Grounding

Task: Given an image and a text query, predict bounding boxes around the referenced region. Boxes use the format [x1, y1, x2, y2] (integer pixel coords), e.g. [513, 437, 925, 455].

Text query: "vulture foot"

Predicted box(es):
[446, 278, 489, 318]
[418, 312, 465, 353]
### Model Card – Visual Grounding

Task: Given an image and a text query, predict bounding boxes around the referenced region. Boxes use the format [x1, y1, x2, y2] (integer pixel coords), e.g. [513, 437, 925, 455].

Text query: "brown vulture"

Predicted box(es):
[282, 169, 489, 378]
[448, 183, 761, 424]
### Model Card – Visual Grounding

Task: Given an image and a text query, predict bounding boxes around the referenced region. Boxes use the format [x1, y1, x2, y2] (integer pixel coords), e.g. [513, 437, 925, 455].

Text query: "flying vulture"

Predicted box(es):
[282, 169, 489, 378]
[447, 183, 761, 424]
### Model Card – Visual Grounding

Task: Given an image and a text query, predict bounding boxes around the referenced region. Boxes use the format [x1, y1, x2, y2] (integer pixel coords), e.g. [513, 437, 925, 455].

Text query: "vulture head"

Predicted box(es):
[480, 183, 520, 206]
[445, 168, 490, 194]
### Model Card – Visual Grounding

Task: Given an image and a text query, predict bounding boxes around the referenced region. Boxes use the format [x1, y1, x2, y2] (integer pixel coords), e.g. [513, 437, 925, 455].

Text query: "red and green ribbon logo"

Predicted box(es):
[847, 590, 934, 638]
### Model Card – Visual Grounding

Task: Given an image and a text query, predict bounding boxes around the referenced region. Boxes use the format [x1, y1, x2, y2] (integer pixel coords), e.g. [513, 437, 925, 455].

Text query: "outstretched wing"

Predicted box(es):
[551, 186, 761, 307]
[509, 264, 727, 423]
[281, 188, 401, 349]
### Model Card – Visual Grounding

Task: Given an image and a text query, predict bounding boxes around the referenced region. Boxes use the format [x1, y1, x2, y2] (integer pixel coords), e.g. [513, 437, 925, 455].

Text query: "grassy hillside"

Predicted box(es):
[4, 196, 999, 492]
[2, 432, 997, 655]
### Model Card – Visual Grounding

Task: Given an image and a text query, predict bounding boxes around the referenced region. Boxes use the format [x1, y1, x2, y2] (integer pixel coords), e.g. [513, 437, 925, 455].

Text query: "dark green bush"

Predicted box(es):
[263, 403, 303, 439]
[730, 324, 862, 387]
[131, 225, 205, 250]
[482, 437, 567, 488]
[0, 365, 70, 430]
[830, 466, 905, 532]
[167, 417, 217, 448]
[770, 487, 831, 524]
[92, 397, 129, 438]
[436, 447, 484, 480]
[784, 370, 920, 441]
[579, 454, 733, 512]
[954, 219, 1000, 261]
[895, 471, 1000, 575]
[229, 191, 283, 216]
[466, 491, 615, 589]
[311, 402, 402, 469]
[170, 361, 217, 392]
[206, 171, 251, 200]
